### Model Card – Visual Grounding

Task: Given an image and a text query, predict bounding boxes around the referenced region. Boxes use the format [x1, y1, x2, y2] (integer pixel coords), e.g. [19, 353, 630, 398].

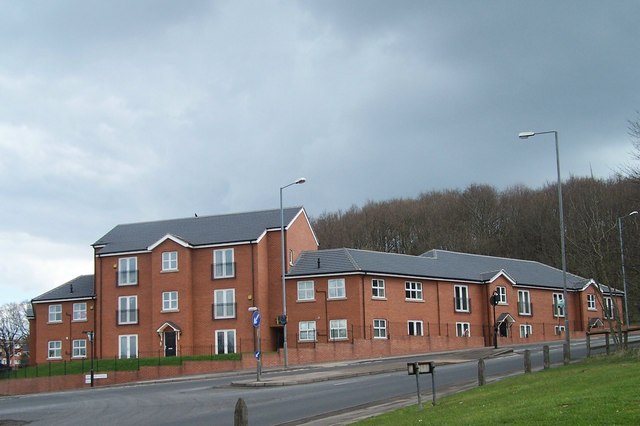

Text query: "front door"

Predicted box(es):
[164, 331, 177, 357]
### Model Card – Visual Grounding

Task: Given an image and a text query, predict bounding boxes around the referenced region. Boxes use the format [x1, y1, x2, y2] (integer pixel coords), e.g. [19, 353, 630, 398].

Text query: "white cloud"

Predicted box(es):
[0, 232, 93, 304]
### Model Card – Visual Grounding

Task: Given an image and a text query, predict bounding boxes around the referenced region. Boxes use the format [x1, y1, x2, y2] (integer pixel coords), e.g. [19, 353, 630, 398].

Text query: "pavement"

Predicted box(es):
[230, 346, 513, 387]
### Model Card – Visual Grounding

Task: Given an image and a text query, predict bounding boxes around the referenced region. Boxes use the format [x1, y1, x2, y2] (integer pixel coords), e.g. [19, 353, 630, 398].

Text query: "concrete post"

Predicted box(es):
[234, 398, 248, 426]
[563, 343, 570, 365]
[478, 358, 486, 386]
[543, 345, 550, 370]
[605, 333, 610, 355]
[586, 333, 591, 358]
[524, 349, 531, 374]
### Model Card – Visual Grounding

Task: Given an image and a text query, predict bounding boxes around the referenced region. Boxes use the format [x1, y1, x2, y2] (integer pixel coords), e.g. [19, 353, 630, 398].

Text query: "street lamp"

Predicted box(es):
[618, 210, 638, 326]
[518, 130, 571, 357]
[280, 177, 306, 368]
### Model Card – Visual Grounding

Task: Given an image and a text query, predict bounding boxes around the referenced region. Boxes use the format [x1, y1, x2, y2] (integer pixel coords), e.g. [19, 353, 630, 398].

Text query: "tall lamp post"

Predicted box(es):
[280, 177, 306, 368]
[618, 210, 638, 327]
[519, 130, 570, 357]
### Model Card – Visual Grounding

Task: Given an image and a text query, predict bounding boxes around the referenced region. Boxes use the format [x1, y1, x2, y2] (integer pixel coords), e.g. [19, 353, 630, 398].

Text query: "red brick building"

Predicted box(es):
[28, 207, 623, 365]
[284, 248, 623, 349]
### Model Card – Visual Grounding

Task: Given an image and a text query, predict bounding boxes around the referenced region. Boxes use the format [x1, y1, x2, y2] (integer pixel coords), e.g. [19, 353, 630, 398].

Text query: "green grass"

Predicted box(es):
[0, 353, 242, 379]
[356, 350, 640, 425]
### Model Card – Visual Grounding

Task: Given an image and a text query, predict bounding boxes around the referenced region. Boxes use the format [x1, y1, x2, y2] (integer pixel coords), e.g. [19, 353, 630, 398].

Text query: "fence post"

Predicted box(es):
[563, 343, 570, 365]
[478, 358, 486, 386]
[586, 333, 591, 358]
[234, 398, 248, 426]
[543, 345, 550, 369]
[524, 350, 531, 374]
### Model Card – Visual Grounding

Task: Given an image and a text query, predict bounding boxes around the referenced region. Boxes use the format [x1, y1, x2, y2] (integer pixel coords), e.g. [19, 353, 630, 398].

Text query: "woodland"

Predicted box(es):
[312, 117, 640, 322]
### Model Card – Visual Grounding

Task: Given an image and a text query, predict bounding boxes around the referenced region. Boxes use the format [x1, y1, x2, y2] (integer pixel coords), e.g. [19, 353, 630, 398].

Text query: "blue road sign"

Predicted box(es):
[255, 351, 261, 359]
[252, 310, 261, 328]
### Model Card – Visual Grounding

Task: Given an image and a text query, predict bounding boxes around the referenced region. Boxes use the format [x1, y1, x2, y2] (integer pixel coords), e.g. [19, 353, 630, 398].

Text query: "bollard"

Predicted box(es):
[524, 350, 531, 374]
[478, 358, 486, 386]
[563, 343, 570, 365]
[543, 345, 550, 370]
[234, 398, 248, 426]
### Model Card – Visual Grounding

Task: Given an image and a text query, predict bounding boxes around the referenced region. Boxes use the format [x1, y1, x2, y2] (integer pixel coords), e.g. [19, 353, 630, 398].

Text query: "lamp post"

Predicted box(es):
[518, 130, 570, 357]
[618, 210, 638, 327]
[280, 177, 306, 368]
[83, 330, 95, 387]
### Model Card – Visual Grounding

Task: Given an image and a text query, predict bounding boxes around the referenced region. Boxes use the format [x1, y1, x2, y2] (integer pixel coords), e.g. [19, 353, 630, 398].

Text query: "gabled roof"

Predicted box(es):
[93, 207, 306, 256]
[288, 248, 609, 292]
[31, 275, 95, 303]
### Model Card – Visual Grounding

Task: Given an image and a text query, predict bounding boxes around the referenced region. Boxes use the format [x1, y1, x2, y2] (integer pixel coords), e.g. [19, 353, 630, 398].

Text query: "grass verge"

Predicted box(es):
[0, 353, 242, 379]
[356, 350, 640, 425]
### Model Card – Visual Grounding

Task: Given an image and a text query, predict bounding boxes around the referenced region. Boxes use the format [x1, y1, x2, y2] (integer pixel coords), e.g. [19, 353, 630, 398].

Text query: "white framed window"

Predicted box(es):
[604, 297, 615, 319]
[554, 325, 566, 336]
[405, 282, 423, 301]
[213, 249, 235, 279]
[373, 319, 387, 339]
[119, 335, 138, 359]
[48, 341, 62, 359]
[455, 285, 470, 312]
[73, 302, 87, 321]
[48, 304, 62, 323]
[118, 257, 138, 285]
[587, 294, 596, 311]
[162, 251, 178, 271]
[496, 286, 507, 304]
[214, 289, 235, 319]
[408, 320, 423, 336]
[330, 319, 348, 340]
[456, 322, 470, 337]
[162, 291, 178, 312]
[72, 339, 87, 358]
[553, 293, 565, 317]
[215, 329, 236, 354]
[520, 324, 533, 338]
[518, 290, 532, 315]
[118, 296, 138, 325]
[328, 279, 346, 299]
[299, 321, 317, 342]
[372, 279, 386, 299]
[297, 281, 315, 301]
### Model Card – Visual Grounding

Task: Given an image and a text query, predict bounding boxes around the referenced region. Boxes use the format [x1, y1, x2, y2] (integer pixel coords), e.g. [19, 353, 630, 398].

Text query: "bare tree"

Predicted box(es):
[0, 302, 29, 367]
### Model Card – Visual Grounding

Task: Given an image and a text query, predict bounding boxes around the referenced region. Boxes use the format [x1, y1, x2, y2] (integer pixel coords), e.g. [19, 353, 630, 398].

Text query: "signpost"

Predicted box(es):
[249, 307, 262, 382]
[490, 292, 499, 349]
[407, 361, 436, 409]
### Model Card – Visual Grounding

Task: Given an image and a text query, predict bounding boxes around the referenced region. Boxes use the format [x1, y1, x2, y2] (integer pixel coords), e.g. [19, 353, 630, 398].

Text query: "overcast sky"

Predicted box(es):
[1, 1, 639, 306]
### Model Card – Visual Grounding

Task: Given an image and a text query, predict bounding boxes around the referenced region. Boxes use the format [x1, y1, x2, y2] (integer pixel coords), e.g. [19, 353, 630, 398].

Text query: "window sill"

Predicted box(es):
[161, 269, 179, 273]
[327, 297, 347, 301]
[72, 356, 87, 359]
[162, 309, 179, 313]
[405, 299, 424, 303]
[47, 321, 63, 325]
[329, 337, 348, 341]
[372, 297, 387, 301]
[587, 308, 597, 311]
[455, 310, 471, 314]
[72, 319, 88, 323]
[117, 283, 138, 287]
[296, 299, 316, 303]
[47, 357, 62, 361]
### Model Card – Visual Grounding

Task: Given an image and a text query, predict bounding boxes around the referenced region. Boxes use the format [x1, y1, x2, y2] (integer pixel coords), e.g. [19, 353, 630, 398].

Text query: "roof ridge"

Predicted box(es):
[342, 248, 362, 271]
[107, 206, 302, 228]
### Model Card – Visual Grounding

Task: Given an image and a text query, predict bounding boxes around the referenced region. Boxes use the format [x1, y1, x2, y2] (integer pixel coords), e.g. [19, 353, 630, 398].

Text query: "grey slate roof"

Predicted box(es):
[93, 207, 305, 255]
[288, 248, 615, 292]
[31, 275, 95, 303]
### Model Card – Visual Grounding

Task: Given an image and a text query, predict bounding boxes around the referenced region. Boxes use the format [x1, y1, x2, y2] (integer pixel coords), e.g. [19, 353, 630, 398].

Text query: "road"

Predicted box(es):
[0, 338, 635, 425]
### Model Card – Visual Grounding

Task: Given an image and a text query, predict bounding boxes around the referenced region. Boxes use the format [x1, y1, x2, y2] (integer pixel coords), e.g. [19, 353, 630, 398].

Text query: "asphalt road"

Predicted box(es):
[0, 338, 635, 426]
